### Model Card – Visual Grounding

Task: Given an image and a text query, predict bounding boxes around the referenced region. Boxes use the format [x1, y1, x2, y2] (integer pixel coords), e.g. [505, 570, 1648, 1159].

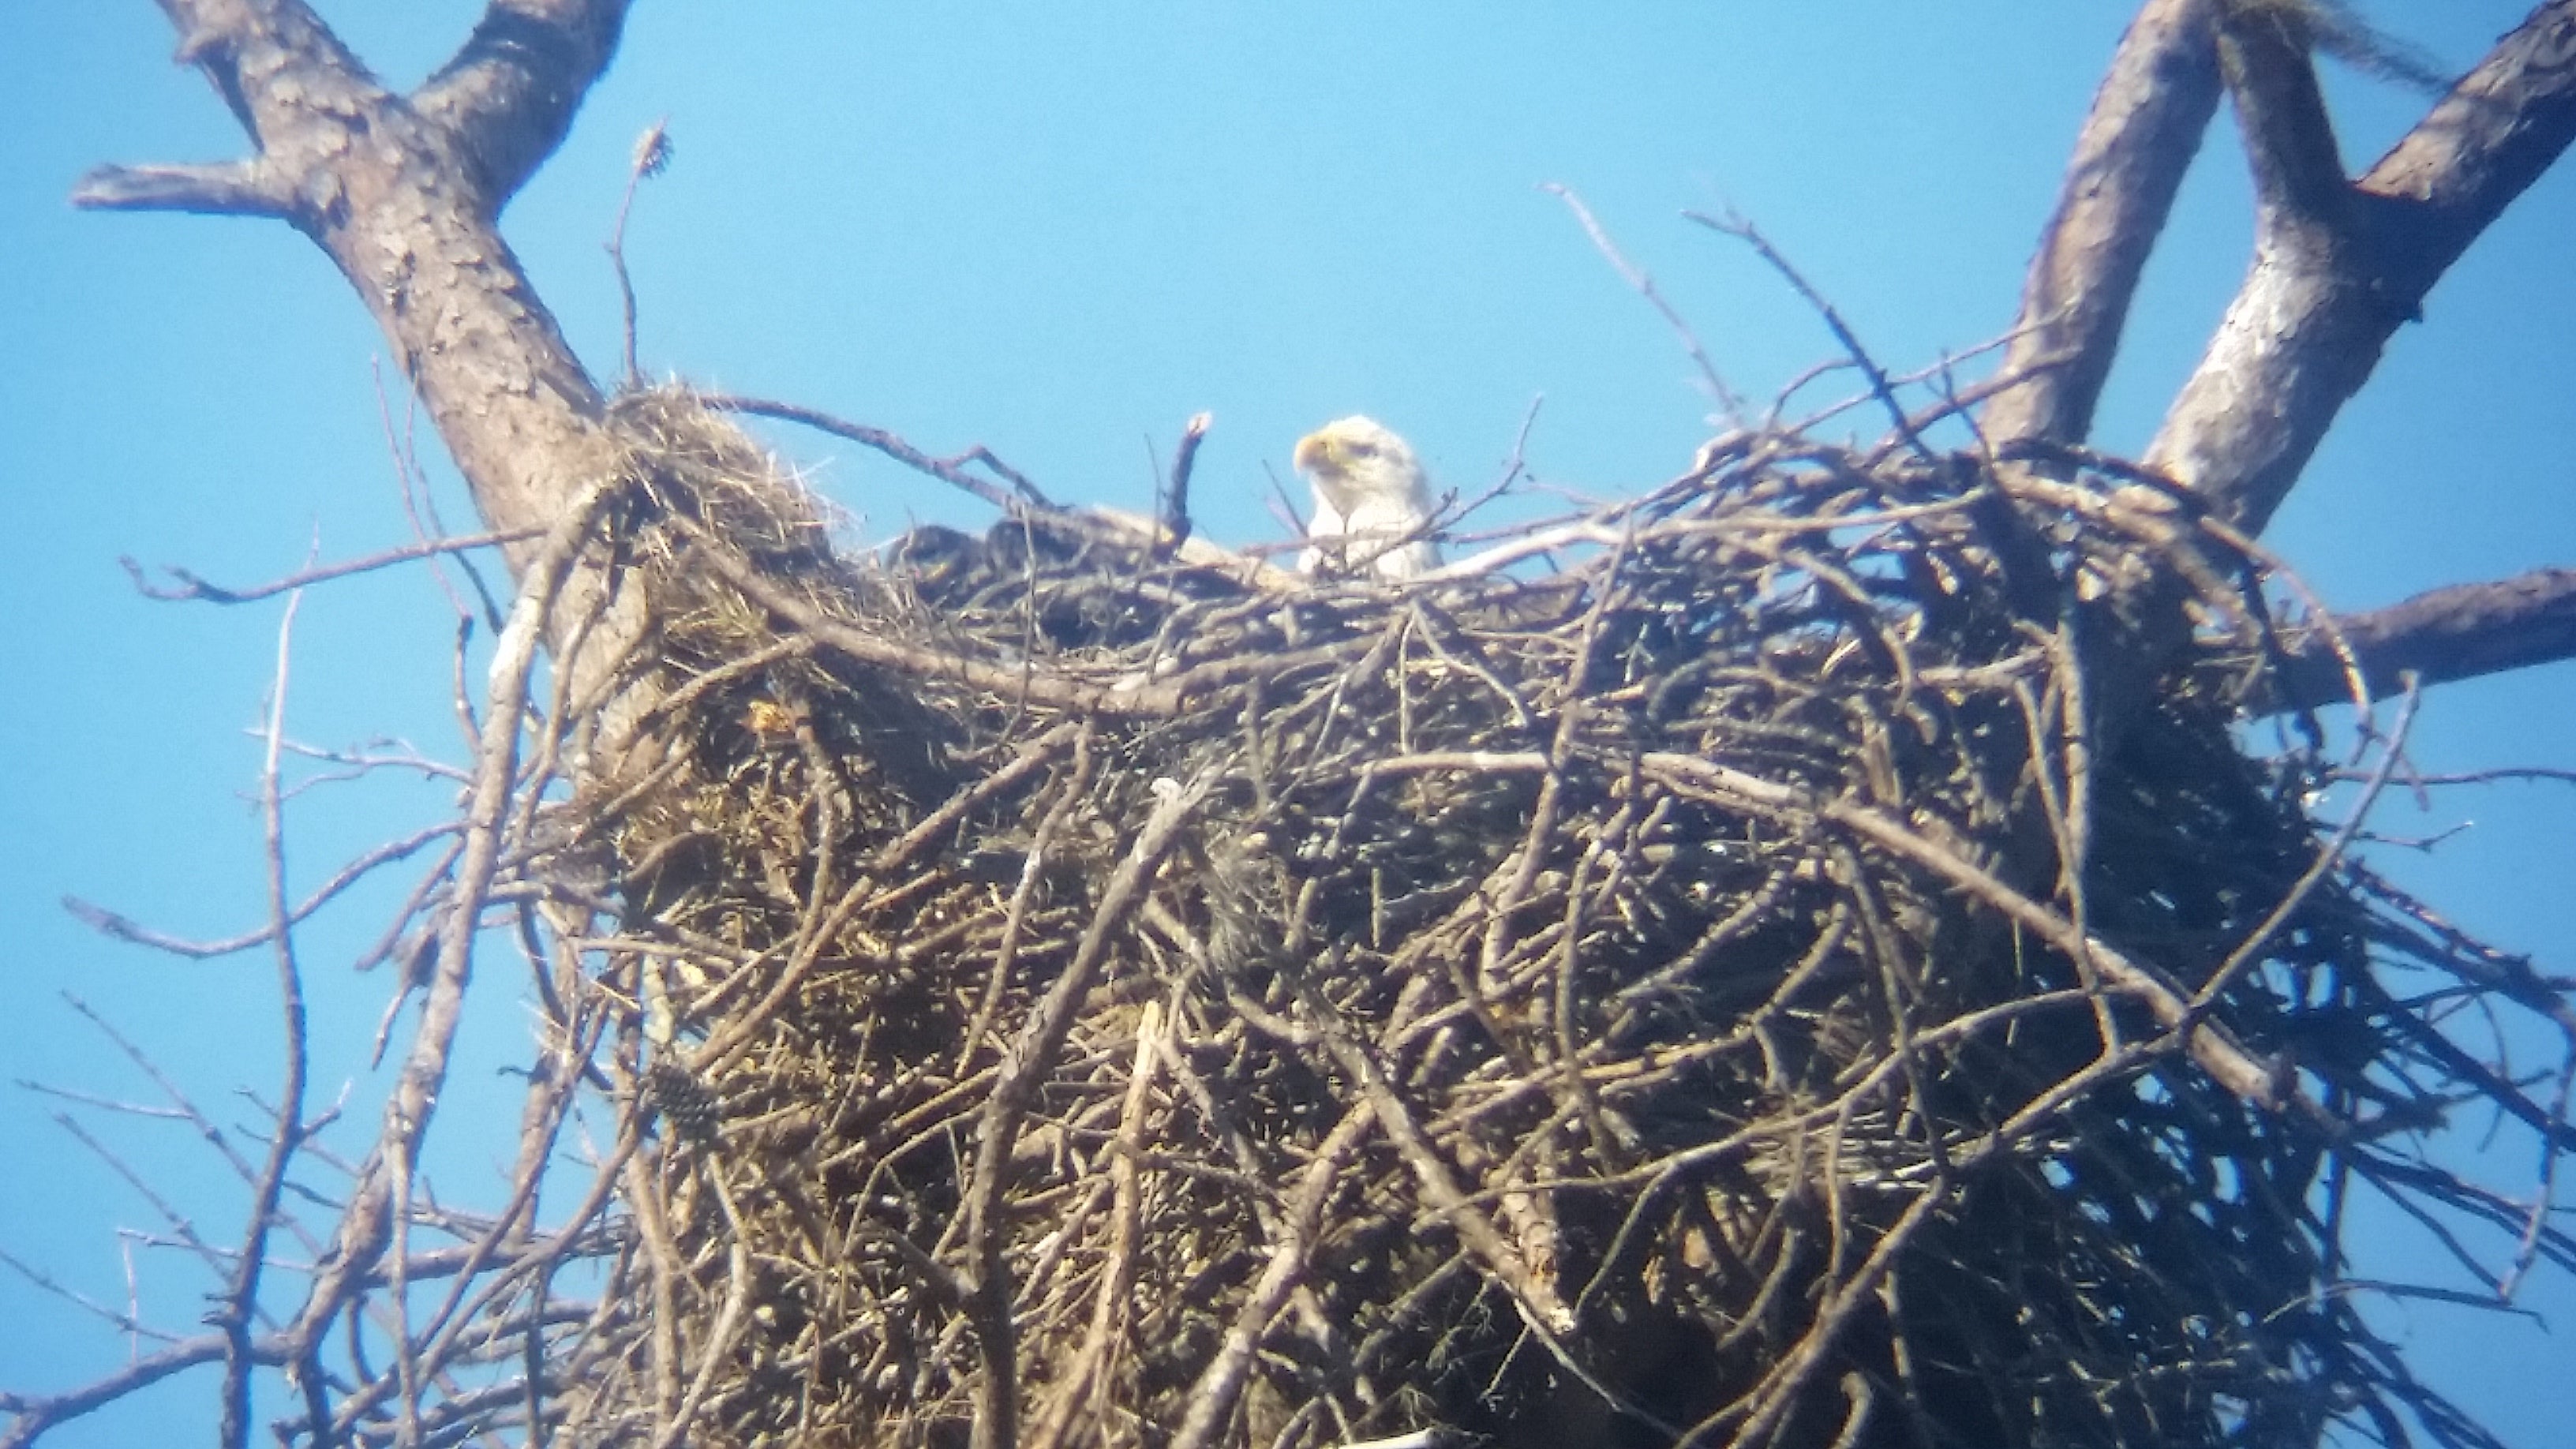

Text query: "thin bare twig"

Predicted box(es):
[1687, 209, 1933, 462]
[216, 575, 316, 1449]
[118, 530, 541, 606]
[1544, 183, 1747, 427]
[702, 392, 1054, 511]
[960, 772, 1208, 1449]
[608, 118, 672, 390]
[65, 823, 462, 961]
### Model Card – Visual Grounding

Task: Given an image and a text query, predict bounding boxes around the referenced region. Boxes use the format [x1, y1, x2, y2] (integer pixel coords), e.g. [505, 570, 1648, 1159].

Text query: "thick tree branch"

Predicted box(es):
[2240, 567, 2576, 713]
[2148, 2, 2576, 536]
[2366, 6, 2576, 279]
[2217, 4, 2356, 247]
[417, 0, 635, 207]
[1985, 0, 2225, 448]
[78, 0, 621, 560]
[155, 0, 373, 137]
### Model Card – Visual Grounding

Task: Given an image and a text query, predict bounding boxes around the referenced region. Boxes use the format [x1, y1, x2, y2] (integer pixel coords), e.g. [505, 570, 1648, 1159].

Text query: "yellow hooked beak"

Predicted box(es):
[1293, 430, 1340, 474]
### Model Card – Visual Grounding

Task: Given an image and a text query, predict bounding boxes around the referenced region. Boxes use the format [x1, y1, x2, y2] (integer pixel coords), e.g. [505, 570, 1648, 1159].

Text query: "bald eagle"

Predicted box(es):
[1294, 415, 1441, 580]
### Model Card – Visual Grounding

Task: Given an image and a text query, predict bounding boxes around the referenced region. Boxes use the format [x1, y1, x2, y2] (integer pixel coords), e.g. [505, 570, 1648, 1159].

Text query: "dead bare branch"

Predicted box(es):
[1685, 211, 1930, 462]
[702, 392, 1054, 511]
[215, 582, 316, 1449]
[1544, 184, 1746, 428]
[1986, 0, 2225, 448]
[64, 824, 462, 961]
[2244, 565, 2576, 712]
[2150, 2, 2576, 534]
[118, 530, 541, 606]
[414, 0, 638, 207]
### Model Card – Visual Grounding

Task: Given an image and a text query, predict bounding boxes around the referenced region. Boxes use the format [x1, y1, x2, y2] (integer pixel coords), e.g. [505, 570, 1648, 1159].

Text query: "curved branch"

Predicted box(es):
[2148, 2, 2576, 535]
[1985, 0, 2225, 449]
[417, 0, 636, 207]
[702, 393, 1050, 511]
[0, 1331, 278, 1449]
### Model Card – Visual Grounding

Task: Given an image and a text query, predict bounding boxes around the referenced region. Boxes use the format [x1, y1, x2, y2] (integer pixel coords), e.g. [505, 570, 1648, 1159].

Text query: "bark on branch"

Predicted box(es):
[64, 0, 641, 1403]
[73, 0, 634, 559]
[417, 0, 634, 206]
[1986, 0, 2225, 450]
[2150, 2, 2576, 535]
[2245, 566, 2576, 713]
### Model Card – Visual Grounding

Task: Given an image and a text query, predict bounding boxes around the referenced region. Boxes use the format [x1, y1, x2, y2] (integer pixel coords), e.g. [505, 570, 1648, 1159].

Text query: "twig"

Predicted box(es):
[289, 478, 623, 1357]
[953, 726, 1095, 1078]
[702, 393, 1054, 511]
[959, 771, 1208, 1449]
[216, 575, 316, 1449]
[65, 823, 462, 960]
[1024, 998, 1166, 1449]
[608, 118, 672, 390]
[373, 360, 493, 630]
[274, 736, 472, 786]
[118, 530, 541, 605]
[1686, 209, 1933, 462]
[46, 1110, 255, 1306]
[1431, 395, 1545, 537]
[1636, 751, 2304, 1118]
[1170, 1104, 1379, 1449]
[2189, 676, 2422, 1013]
[0, 1245, 180, 1343]
[647, 1172, 750, 1449]
[1543, 184, 1745, 427]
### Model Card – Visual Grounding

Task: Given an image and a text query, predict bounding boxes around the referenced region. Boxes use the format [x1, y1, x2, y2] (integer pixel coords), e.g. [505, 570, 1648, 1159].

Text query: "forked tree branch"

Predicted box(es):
[74, 0, 627, 561]
[1985, 0, 2225, 449]
[65, 13, 644, 1374]
[2150, 2, 2576, 535]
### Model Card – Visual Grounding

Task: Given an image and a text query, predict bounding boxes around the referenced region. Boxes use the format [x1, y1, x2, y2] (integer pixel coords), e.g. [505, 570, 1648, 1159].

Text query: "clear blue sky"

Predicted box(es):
[4, 4, 2571, 1443]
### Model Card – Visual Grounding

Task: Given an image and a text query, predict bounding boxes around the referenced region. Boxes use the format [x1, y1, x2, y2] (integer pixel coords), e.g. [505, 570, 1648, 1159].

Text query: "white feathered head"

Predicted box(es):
[1294, 415, 1440, 578]
[1294, 416, 1425, 518]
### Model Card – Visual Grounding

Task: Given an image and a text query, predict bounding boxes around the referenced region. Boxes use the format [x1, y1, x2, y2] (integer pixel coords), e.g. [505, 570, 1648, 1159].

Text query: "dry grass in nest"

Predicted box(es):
[470, 389, 2572, 1449]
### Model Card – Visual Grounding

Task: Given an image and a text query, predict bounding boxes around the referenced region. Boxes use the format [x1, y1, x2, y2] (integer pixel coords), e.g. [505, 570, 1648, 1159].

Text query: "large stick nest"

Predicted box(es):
[499, 390, 2570, 1449]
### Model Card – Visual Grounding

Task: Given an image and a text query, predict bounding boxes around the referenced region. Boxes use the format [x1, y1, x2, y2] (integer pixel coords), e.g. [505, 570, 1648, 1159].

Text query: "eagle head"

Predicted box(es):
[1294, 415, 1440, 578]
[1294, 416, 1424, 516]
